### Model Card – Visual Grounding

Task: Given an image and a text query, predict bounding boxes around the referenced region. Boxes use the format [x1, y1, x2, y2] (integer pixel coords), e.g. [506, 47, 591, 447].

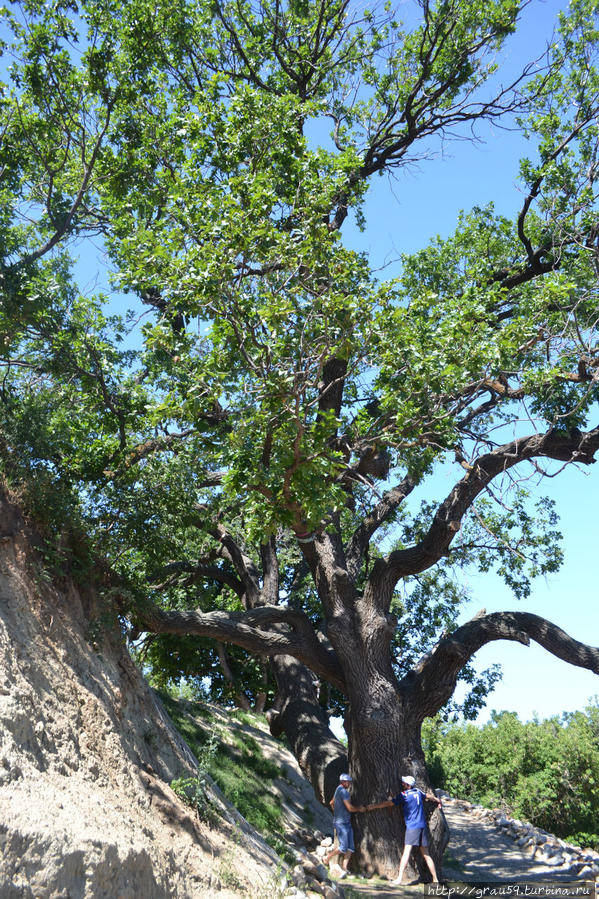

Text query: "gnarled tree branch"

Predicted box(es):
[373, 424, 599, 591]
[260, 536, 279, 606]
[135, 602, 345, 691]
[210, 522, 262, 608]
[268, 654, 348, 804]
[401, 610, 599, 721]
[346, 473, 417, 581]
[149, 561, 244, 597]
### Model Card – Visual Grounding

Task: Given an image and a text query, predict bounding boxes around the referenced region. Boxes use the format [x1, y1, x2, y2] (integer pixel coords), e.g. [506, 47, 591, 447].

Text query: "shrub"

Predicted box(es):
[161, 692, 291, 854]
[423, 700, 599, 846]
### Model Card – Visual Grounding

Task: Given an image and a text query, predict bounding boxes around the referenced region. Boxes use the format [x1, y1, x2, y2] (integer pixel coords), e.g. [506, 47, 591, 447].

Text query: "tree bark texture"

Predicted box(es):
[347, 693, 448, 878]
[267, 654, 348, 805]
[325, 597, 449, 878]
[267, 650, 448, 879]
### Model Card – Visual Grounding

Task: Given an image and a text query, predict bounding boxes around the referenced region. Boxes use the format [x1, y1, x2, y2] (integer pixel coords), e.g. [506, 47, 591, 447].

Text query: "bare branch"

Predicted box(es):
[328, 57, 541, 230]
[150, 561, 244, 597]
[198, 470, 227, 488]
[268, 653, 348, 804]
[135, 602, 345, 690]
[374, 424, 599, 589]
[401, 610, 599, 720]
[217, 642, 252, 710]
[346, 474, 417, 581]
[211, 522, 262, 608]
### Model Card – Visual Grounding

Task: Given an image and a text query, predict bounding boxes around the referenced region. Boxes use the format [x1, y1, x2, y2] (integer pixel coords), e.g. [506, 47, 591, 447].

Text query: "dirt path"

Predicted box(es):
[440, 802, 577, 882]
[337, 801, 591, 897]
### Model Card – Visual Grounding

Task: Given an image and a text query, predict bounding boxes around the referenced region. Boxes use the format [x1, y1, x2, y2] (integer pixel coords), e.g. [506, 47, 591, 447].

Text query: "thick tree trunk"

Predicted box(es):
[327, 595, 449, 880]
[267, 654, 348, 804]
[266, 645, 449, 879]
[346, 698, 448, 879]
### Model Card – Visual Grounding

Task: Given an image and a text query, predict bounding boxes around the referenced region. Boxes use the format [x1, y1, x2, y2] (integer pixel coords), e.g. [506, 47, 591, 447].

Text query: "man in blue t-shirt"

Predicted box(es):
[367, 774, 442, 885]
[323, 774, 367, 877]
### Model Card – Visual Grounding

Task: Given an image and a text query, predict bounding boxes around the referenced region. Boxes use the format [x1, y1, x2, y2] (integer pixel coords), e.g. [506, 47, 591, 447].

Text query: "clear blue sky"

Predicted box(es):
[339, 0, 599, 724]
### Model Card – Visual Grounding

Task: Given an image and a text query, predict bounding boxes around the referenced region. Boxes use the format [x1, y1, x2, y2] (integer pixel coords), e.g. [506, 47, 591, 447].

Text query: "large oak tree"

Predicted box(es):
[2, 0, 599, 877]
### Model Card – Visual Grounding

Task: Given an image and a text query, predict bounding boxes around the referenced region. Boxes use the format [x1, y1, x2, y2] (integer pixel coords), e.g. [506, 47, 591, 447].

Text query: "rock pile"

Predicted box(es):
[282, 826, 346, 899]
[438, 792, 599, 879]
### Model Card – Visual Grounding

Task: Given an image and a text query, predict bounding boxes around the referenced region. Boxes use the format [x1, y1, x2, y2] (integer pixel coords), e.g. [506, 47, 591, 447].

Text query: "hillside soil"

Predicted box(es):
[0, 492, 285, 898]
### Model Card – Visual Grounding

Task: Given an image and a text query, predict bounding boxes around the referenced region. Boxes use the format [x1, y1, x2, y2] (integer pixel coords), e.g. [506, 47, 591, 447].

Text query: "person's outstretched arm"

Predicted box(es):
[343, 798, 367, 813]
[365, 798, 394, 811]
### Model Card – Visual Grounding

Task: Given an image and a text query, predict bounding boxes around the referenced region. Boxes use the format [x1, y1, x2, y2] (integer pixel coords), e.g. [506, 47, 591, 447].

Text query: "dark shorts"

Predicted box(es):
[405, 827, 428, 847]
[334, 821, 355, 853]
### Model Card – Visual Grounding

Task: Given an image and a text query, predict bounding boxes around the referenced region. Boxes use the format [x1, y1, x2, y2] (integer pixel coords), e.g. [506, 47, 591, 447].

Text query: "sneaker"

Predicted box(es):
[391, 877, 403, 885]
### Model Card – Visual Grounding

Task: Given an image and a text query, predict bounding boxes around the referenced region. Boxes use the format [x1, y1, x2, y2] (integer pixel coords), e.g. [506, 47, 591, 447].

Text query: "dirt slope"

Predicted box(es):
[0, 491, 283, 898]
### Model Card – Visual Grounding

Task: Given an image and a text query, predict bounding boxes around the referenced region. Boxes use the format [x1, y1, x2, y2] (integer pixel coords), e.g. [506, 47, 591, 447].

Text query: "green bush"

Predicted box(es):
[171, 774, 209, 811]
[568, 832, 599, 852]
[423, 700, 599, 848]
[170, 731, 219, 815]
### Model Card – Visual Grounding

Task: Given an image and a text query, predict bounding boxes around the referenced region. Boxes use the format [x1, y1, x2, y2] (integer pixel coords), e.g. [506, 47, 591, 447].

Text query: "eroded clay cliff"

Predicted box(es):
[0, 491, 282, 898]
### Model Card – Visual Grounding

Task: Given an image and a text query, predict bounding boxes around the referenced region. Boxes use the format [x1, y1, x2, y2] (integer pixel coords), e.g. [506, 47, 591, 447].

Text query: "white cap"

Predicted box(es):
[401, 775, 415, 786]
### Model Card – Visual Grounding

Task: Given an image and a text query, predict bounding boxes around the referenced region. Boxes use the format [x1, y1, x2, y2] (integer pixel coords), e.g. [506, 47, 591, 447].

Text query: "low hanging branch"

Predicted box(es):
[135, 602, 346, 691]
[268, 654, 348, 805]
[150, 561, 244, 596]
[402, 610, 599, 721]
[216, 642, 252, 711]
